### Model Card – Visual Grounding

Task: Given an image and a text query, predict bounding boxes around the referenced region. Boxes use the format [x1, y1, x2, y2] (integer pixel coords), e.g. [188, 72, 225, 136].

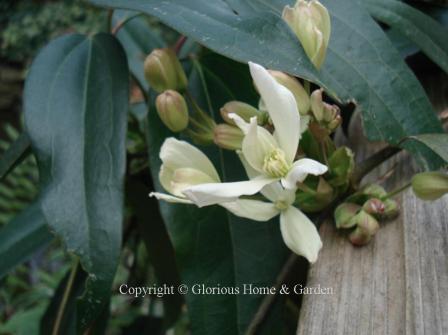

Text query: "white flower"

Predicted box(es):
[150, 138, 220, 204]
[183, 62, 327, 207]
[221, 182, 323, 263]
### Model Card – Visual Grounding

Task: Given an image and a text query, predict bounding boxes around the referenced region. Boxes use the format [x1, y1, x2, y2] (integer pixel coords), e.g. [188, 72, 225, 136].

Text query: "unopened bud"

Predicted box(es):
[310, 89, 324, 121]
[382, 199, 399, 220]
[362, 198, 385, 216]
[213, 124, 244, 150]
[412, 172, 448, 201]
[323, 103, 342, 131]
[282, 0, 331, 68]
[362, 184, 387, 198]
[348, 211, 380, 246]
[220, 101, 265, 125]
[334, 203, 361, 229]
[268, 70, 310, 115]
[144, 48, 188, 93]
[155, 90, 189, 132]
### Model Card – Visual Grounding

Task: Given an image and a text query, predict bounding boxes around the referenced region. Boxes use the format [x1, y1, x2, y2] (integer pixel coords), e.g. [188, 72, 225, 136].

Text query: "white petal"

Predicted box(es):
[229, 113, 251, 135]
[170, 167, 218, 197]
[182, 176, 277, 207]
[149, 192, 193, 204]
[241, 117, 278, 172]
[160, 138, 220, 181]
[249, 62, 300, 164]
[280, 206, 322, 263]
[237, 151, 259, 179]
[282, 158, 328, 190]
[261, 183, 296, 205]
[221, 199, 279, 221]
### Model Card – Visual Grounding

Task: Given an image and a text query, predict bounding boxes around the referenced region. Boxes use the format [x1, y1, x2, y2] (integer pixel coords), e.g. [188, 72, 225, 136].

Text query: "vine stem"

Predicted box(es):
[52, 259, 79, 335]
[174, 36, 187, 55]
[382, 180, 412, 200]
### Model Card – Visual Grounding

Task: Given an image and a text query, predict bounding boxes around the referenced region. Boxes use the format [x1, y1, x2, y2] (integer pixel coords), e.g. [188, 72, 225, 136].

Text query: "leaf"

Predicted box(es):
[0, 132, 31, 181]
[0, 202, 52, 279]
[406, 133, 448, 165]
[126, 178, 183, 328]
[89, 0, 444, 169]
[365, 0, 448, 74]
[23, 33, 129, 332]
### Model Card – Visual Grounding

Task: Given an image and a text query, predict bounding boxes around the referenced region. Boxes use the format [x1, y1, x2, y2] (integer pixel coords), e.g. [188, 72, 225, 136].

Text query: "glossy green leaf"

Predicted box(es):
[407, 133, 448, 165]
[365, 0, 448, 74]
[23, 33, 129, 332]
[90, 0, 444, 169]
[0, 132, 31, 181]
[0, 202, 52, 279]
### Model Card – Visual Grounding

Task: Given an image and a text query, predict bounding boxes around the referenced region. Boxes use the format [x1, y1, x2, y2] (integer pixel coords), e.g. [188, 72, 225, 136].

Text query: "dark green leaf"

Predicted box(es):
[23, 33, 129, 332]
[365, 0, 448, 74]
[89, 0, 444, 169]
[0, 132, 31, 181]
[0, 202, 52, 279]
[406, 133, 448, 164]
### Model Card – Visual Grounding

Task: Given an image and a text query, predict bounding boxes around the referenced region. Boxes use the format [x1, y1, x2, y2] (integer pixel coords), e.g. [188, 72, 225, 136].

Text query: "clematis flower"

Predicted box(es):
[221, 182, 323, 263]
[183, 62, 327, 207]
[149, 137, 220, 204]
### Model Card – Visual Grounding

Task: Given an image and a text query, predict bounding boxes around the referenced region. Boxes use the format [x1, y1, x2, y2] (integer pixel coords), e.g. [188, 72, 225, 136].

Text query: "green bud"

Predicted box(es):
[220, 101, 264, 125]
[310, 89, 341, 133]
[282, 0, 331, 68]
[328, 146, 355, 188]
[310, 89, 324, 121]
[381, 199, 400, 220]
[334, 202, 361, 229]
[411, 172, 448, 201]
[268, 70, 310, 115]
[348, 210, 380, 246]
[362, 198, 385, 216]
[155, 90, 189, 132]
[213, 124, 244, 150]
[144, 48, 188, 93]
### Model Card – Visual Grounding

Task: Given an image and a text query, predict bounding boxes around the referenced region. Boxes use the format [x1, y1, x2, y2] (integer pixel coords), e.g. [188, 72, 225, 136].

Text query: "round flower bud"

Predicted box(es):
[362, 198, 385, 216]
[213, 124, 244, 150]
[220, 101, 265, 125]
[411, 172, 448, 201]
[144, 48, 188, 93]
[348, 210, 380, 246]
[155, 90, 189, 132]
[282, 0, 331, 68]
[334, 202, 361, 229]
[268, 70, 310, 115]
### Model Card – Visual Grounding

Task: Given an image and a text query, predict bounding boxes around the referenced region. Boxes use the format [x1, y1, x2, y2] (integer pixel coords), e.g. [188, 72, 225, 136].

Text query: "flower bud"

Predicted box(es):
[310, 89, 341, 132]
[213, 124, 244, 150]
[220, 101, 265, 125]
[348, 210, 380, 246]
[381, 199, 399, 220]
[328, 146, 355, 188]
[362, 198, 385, 216]
[282, 0, 331, 68]
[411, 172, 448, 201]
[144, 48, 188, 93]
[268, 70, 310, 115]
[334, 202, 361, 229]
[310, 89, 324, 122]
[155, 90, 189, 132]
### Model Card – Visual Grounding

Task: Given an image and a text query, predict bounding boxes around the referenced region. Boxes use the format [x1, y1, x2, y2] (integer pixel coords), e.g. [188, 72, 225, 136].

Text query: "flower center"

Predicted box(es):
[274, 200, 290, 211]
[263, 148, 290, 178]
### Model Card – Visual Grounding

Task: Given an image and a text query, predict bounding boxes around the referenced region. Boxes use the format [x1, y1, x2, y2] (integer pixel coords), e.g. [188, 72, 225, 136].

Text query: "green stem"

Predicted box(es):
[52, 259, 79, 335]
[382, 180, 412, 200]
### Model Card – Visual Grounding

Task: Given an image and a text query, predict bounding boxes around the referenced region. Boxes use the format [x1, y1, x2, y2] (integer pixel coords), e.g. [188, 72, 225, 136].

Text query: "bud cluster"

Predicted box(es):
[309, 89, 342, 135]
[334, 184, 399, 246]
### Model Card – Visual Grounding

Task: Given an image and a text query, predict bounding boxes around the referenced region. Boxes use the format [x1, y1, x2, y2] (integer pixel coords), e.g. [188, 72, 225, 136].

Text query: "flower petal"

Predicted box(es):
[241, 117, 278, 172]
[229, 113, 251, 135]
[280, 206, 322, 263]
[170, 167, 218, 197]
[221, 199, 279, 221]
[249, 62, 300, 164]
[282, 158, 328, 189]
[149, 192, 193, 204]
[183, 176, 277, 207]
[160, 138, 220, 181]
